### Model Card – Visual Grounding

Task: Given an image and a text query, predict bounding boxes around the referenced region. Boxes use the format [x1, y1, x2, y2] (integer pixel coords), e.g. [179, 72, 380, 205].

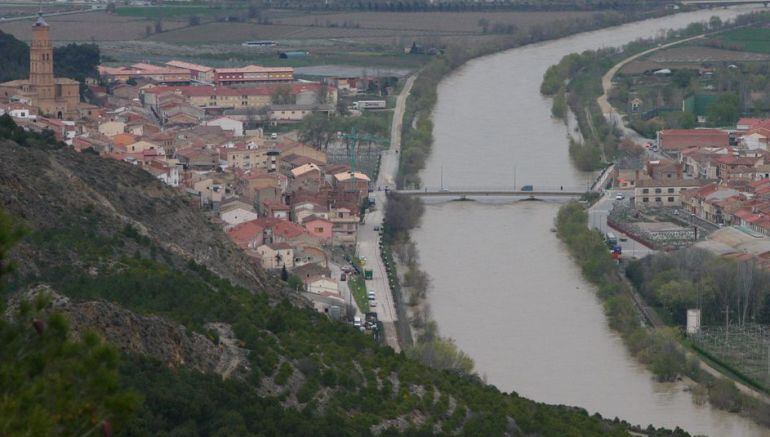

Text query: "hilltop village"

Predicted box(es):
[0, 15, 397, 330]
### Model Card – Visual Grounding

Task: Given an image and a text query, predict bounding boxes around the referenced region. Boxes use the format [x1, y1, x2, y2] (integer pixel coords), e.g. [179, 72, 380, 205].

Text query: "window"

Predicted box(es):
[655, 197, 661, 202]
[655, 188, 662, 194]
[642, 197, 649, 203]
[642, 188, 649, 194]
[668, 197, 675, 202]
[667, 188, 674, 193]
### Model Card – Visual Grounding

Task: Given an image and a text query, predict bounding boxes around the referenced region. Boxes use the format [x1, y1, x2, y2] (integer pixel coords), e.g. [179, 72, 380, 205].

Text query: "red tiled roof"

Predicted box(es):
[227, 220, 265, 245]
[659, 129, 730, 151]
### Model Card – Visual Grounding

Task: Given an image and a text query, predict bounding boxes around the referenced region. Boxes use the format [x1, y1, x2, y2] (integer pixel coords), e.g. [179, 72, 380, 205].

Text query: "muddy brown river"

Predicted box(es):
[413, 7, 768, 436]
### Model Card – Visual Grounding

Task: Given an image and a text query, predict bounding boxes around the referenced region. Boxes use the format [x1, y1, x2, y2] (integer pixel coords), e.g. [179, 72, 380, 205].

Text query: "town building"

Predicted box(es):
[657, 129, 730, 159]
[0, 14, 80, 119]
[634, 178, 709, 208]
[213, 65, 293, 85]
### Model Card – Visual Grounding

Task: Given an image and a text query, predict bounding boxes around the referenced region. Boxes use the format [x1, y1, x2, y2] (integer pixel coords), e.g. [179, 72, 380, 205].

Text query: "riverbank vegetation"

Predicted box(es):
[381, 193, 477, 373]
[541, 11, 770, 169]
[397, 8, 677, 188]
[556, 202, 770, 427]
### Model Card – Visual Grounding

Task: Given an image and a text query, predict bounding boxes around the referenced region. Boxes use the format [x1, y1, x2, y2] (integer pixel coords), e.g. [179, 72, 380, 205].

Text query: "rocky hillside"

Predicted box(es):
[0, 138, 280, 296]
[0, 127, 683, 435]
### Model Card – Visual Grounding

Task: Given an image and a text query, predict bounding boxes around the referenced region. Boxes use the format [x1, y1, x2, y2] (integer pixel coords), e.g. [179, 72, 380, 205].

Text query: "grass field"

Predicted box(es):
[714, 26, 770, 54]
[348, 275, 368, 313]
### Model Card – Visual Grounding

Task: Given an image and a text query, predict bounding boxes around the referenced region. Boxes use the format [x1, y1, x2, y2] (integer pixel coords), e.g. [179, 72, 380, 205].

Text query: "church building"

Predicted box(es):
[0, 13, 80, 119]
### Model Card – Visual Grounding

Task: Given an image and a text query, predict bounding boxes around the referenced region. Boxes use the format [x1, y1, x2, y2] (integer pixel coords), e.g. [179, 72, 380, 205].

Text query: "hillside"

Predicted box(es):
[0, 124, 684, 435]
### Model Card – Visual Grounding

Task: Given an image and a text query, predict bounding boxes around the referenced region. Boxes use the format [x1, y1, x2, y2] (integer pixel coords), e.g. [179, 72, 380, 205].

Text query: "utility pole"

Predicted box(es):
[725, 304, 730, 343]
[440, 164, 444, 191]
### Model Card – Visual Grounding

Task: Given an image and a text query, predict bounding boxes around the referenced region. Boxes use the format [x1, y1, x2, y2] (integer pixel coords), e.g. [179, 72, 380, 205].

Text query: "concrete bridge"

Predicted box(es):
[394, 188, 586, 199]
[679, 0, 770, 6]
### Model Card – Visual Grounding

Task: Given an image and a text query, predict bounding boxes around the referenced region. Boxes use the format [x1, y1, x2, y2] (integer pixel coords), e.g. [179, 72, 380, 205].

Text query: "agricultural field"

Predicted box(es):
[148, 22, 445, 45]
[0, 3, 83, 20]
[0, 7, 598, 70]
[620, 45, 770, 75]
[0, 11, 188, 42]
[274, 10, 593, 33]
[691, 325, 770, 391]
[115, 5, 245, 19]
[710, 26, 770, 54]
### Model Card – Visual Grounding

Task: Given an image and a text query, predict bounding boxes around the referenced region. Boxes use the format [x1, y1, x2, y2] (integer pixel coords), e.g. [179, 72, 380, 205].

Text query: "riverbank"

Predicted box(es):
[556, 201, 770, 428]
[542, 10, 770, 171]
[381, 8, 676, 370]
[401, 5, 770, 435]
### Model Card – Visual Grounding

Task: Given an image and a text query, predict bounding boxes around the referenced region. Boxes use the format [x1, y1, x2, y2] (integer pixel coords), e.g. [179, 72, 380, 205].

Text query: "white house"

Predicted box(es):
[205, 116, 244, 137]
[220, 201, 259, 228]
[2, 103, 35, 119]
[743, 132, 768, 151]
[305, 275, 339, 296]
[98, 121, 126, 137]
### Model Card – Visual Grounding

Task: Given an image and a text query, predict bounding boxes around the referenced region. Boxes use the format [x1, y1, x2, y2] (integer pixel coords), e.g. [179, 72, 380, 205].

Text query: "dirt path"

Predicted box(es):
[597, 33, 707, 116]
[207, 322, 248, 379]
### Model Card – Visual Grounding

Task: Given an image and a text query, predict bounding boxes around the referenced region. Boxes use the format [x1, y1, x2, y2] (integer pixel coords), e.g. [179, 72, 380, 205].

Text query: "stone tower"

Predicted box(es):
[29, 13, 55, 112]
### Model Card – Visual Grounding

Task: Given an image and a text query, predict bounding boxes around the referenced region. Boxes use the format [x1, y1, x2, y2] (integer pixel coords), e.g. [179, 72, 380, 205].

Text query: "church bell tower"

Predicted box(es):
[29, 12, 55, 111]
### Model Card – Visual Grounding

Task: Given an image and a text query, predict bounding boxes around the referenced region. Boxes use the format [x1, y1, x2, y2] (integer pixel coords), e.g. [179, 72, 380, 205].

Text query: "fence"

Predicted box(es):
[691, 325, 770, 391]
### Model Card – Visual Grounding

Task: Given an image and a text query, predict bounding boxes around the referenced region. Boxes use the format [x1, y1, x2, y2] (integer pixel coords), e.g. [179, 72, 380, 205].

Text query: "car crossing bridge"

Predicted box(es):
[394, 186, 587, 199]
[679, 0, 770, 5]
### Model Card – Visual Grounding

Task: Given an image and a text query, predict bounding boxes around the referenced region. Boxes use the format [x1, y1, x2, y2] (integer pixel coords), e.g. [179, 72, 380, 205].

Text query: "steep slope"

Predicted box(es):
[0, 139, 279, 296]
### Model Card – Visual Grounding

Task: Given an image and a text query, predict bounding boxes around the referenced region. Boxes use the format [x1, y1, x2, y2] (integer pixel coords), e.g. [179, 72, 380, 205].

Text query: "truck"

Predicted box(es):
[364, 269, 373, 280]
[352, 100, 387, 110]
[605, 232, 618, 248]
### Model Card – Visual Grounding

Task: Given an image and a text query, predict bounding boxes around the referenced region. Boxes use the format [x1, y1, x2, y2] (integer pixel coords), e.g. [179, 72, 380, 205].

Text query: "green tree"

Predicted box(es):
[707, 93, 740, 127]
[0, 209, 140, 434]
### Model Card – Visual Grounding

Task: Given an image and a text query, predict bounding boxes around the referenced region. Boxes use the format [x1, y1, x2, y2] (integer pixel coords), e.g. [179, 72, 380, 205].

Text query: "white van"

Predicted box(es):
[353, 316, 362, 327]
[270, 132, 278, 140]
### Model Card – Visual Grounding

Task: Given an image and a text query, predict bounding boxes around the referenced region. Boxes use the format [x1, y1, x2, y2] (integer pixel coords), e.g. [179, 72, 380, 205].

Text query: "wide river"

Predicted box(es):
[413, 7, 767, 436]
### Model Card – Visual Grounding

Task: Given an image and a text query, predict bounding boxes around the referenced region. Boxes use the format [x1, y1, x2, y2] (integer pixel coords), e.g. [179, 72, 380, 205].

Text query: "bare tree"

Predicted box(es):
[736, 260, 755, 326]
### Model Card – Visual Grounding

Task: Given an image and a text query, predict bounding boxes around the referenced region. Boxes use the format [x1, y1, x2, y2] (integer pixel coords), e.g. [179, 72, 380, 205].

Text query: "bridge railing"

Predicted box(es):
[397, 185, 589, 193]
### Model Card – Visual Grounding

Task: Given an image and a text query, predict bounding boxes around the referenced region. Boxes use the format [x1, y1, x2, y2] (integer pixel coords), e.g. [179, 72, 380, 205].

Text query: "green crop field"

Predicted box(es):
[715, 27, 770, 54]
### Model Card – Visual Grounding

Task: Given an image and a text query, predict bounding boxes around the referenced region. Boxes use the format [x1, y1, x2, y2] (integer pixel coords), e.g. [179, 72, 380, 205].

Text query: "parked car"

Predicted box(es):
[615, 193, 625, 200]
[353, 316, 362, 328]
[270, 132, 278, 140]
[373, 225, 380, 231]
[340, 273, 347, 281]
[367, 291, 376, 300]
[521, 185, 534, 192]
[369, 301, 377, 309]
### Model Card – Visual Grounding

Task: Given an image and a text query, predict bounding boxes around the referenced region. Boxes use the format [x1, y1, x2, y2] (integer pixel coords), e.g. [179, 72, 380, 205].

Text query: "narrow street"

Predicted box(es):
[587, 190, 656, 260]
[355, 74, 417, 352]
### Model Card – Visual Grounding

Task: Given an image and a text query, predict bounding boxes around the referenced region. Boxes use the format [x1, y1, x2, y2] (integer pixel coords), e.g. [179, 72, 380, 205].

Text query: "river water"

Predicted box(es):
[413, 7, 768, 436]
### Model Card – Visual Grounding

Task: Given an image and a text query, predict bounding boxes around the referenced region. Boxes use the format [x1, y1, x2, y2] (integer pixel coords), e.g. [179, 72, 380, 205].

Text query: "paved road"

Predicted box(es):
[355, 74, 416, 352]
[588, 190, 656, 260]
[328, 262, 359, 316]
